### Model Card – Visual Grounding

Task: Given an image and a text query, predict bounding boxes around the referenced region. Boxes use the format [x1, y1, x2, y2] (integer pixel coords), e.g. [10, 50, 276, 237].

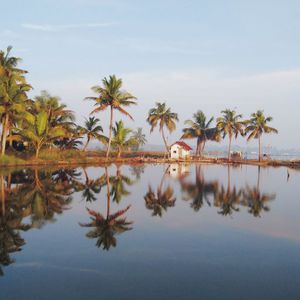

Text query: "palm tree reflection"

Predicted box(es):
[144, 169, 176, 217]
[241, 167, 276, 217]
[180, 165, 218, 211]
[80, 167, 133, 251]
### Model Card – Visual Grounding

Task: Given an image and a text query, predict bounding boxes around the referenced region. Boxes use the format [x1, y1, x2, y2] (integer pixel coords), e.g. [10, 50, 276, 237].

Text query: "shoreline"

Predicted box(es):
[0, 152, 300, 169]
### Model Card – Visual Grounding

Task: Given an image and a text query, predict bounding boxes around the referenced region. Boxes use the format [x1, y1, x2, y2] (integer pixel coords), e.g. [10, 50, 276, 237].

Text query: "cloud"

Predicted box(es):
[21, 22, 116, 32]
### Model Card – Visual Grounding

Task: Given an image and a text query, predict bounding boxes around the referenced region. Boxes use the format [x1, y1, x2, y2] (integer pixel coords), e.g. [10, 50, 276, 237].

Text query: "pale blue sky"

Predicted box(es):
[1, 0, 300, 148]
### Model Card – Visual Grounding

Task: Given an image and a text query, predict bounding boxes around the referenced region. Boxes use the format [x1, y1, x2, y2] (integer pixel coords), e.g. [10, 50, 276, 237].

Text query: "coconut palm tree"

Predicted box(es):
[216, 109, 245, 161]
[79, 117, 105, 150]
[182, 110, 220, 157]
[0, 74, 32, 156]
[15, 110, 67, 158]
[131, 128, 147, 151]
[85, 75, 137, 158]
[0, 46, 27, 78]
[245, 110, 278, 161]
[147, 102, 178, 155]
[111, 121, 138, 158]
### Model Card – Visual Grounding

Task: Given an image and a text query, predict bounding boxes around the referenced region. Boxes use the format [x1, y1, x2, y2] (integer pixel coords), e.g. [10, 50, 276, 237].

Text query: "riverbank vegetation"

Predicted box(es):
[0, 45, 286, 166]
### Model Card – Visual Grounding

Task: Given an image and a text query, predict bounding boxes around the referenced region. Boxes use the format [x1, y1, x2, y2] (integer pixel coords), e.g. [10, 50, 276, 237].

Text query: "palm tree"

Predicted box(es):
[15, 110, 67, 158]
[245, 110, 278, 161]
[79, 117, 105, 150]
[147, 102, 178, 155]
[182, 110, 220, 157]
[0, 74, 32, 156]
[0, 46, 27, 77]
[216, 109, 245, 161]
[111, 121, 137, 158]
[85, 75, 137, 158]
[131, 128, 147, 151]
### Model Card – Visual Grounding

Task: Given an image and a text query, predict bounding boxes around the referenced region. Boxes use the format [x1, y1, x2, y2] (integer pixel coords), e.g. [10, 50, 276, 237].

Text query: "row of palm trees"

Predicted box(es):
[148, 103, 278, 161]
[0, 46, 278, 160]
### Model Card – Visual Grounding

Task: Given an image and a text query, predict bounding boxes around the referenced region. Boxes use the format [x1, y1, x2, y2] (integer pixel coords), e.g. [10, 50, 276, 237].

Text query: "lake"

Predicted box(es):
[0, 163, 300, 300]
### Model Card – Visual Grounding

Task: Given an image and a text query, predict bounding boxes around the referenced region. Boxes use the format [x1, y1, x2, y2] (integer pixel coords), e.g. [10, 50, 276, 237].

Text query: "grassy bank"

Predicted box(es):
[0, 150, 300, 169]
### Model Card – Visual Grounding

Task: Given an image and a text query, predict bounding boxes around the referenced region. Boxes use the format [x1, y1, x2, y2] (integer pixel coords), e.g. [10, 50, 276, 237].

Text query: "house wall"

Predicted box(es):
[170, 144, 191, 159]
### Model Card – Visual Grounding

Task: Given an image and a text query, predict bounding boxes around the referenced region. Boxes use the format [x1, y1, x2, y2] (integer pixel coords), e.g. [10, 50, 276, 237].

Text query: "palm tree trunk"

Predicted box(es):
[161, 127, 169, 156]
[106, 106, 113, 159]
[228, 135, 232, 161]
[1, 175, 5, 216]
[35, 144, 41, 159]
[84, 136, 90, 151]
[258, 136, 262, 161]
[1, 114, 9, 157]
[117, 147, 121, 158]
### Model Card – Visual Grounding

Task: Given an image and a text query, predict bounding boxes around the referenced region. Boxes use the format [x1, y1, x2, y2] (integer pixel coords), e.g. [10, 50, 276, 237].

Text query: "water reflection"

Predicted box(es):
[0, 164, 279, 277]
[144, 168, 176, 217]
[80, 167, 133, 250]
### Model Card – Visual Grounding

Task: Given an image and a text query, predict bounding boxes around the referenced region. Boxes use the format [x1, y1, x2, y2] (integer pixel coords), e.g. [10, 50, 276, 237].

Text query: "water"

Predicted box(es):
[0, 163, 300, 300]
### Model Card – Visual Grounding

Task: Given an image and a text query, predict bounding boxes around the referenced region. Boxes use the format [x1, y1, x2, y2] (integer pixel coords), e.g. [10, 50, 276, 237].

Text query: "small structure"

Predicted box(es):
[170, 141, 192, 159]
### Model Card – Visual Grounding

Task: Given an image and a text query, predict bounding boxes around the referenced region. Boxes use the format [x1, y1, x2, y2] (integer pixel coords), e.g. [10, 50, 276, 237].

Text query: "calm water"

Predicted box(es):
[0, 163, 300, 300]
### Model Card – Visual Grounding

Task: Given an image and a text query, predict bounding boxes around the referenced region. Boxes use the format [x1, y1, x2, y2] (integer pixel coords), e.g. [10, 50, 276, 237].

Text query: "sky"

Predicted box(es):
[1, 0, 300, 149]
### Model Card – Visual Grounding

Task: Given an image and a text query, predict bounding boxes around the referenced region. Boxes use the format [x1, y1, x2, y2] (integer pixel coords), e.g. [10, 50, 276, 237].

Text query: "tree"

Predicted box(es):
[111, 121, 137, 158]
[216, 109, 245, 160]
[15, 110, 67, 158]
[0, 75, 32, 156]
[182, 110, 220, 157]
[85, 75, 137, 158]
[131, 127, 147, 151]
[245, 110, 278, 161]
[79, 117, 105, 150]
[147, 102, 178, 155]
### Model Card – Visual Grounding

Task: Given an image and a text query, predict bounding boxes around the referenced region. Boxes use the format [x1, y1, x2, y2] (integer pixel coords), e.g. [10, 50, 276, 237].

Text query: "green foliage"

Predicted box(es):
[147, 102, 178, 152]
[182, 110, 220, 156]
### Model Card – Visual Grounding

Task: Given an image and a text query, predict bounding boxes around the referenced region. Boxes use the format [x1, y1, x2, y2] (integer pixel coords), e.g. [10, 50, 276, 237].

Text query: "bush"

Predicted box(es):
[0, 154, 25, 165]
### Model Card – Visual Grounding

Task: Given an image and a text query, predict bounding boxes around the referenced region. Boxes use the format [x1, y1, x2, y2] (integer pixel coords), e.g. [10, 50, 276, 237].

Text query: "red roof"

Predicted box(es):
[171, 141, 192, 151]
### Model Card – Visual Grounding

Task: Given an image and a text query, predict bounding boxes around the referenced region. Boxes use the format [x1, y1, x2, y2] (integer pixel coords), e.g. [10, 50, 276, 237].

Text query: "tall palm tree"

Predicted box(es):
[85, 75, 137, 158]
[182, 110, 220, 157]
[0, 74, 32, 156]
[79, 117, 105, 150]
[0, 46, 27, 77]
[111, 121, 137, 158]
[245, 110, 278, 161]
[216, 109, 245, 160]
[147, 102, 178, 155]
[131, 127, 147, 151]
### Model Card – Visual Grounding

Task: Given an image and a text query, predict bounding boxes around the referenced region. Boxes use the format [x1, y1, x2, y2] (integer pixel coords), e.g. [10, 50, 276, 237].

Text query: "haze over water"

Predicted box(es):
[0, 163, 299, 299]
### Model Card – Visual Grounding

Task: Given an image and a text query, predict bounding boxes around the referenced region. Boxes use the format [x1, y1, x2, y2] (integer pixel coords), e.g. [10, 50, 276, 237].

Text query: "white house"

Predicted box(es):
[170, 141, 192, 159]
